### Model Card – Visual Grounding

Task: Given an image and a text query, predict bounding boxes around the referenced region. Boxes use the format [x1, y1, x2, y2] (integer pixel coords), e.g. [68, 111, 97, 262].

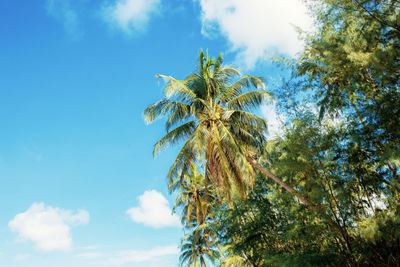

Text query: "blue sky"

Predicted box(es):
[0, 0, 312, 266]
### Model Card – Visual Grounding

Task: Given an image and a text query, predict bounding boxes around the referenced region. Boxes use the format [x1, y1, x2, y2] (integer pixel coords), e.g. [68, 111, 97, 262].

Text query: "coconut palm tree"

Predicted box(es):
[179, 224, 220, 267]
[144, 50, 316, 208]
[172, 166, 216, 226]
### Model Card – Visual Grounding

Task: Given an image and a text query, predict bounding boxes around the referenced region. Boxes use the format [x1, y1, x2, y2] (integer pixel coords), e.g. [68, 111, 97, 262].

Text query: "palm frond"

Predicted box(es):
[144, 99, 190, 124]
[226, 110, 268, 132]
[167, 124, 206, 182]
[157, 74, 197, 102]
[153, 121, 197, 157]
[165, 103, 194, 131]
[222, 255, 249, 267]
[225, 90, 272, 111]
[218, 122, 255, 177]
[220, 66, 241, 77]
[228, 125, 266, 152]
[220, 76, 266, 103]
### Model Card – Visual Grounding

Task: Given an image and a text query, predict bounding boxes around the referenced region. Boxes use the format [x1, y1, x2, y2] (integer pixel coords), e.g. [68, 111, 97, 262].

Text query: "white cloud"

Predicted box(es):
[15, 254, 30, 261]
[261, 103, 284, 138]
[46, 0, 82, 40]
[107, 245, 179, 265]
[76, 252, 106, 259]
[126, 190, 179, 228]
[102, 0, 161, 34]
[79, 245, 100, 250]
[364, 193, 388, 216]
[76, 245, 179, 265]
[198, 0, 313, 68]
[9, 202, 89, 251]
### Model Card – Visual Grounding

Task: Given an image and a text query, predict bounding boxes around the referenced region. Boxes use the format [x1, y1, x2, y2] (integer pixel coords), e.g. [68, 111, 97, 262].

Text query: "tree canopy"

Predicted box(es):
[144, 0, 400, 265]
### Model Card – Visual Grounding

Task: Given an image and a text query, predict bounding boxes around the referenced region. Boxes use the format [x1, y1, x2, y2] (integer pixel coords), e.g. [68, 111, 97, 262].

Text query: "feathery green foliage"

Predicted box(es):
[145, 50, 270, 200]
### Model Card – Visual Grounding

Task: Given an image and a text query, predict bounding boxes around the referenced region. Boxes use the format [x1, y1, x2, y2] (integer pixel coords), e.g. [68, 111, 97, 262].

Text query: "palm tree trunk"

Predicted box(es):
[241, 251, 255, 267]
[245, 156, 318, 210]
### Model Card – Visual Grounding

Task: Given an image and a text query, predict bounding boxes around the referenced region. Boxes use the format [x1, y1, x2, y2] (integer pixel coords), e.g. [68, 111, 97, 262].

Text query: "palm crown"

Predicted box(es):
[144, 50, 271, 199]
[172, 165, 216, 226]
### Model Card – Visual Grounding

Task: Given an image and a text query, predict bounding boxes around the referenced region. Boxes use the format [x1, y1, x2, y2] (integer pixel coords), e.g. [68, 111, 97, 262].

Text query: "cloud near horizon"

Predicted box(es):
[126, 190, 180, 228]
[102, 0, 161, 34]
[76, 245, 179, 265]
[198, 0, 313, 68]
[9, 202, 89, 251]
[107, 245, 179, 265]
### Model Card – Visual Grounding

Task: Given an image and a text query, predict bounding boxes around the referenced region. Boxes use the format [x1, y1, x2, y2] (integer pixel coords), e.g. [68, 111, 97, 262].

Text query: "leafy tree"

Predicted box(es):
[299, 0, 400, 178]
[293, 2, 400, 263]
[214, 116, 348, 266]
